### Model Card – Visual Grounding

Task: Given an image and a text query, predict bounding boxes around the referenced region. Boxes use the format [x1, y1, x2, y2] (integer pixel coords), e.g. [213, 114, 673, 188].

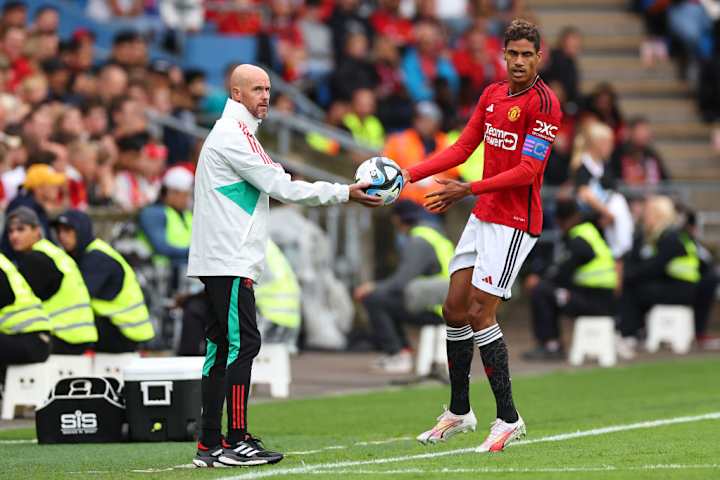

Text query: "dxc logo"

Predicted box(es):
[532, 120, 558, 140]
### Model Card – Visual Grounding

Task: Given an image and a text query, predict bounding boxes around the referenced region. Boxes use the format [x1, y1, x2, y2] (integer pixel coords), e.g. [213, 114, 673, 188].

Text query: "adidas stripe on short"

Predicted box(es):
[448, 215, 537, 300]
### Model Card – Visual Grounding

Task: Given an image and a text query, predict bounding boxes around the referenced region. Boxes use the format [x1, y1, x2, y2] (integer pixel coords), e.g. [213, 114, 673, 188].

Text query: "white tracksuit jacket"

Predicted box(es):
[187, 99, 350, 280]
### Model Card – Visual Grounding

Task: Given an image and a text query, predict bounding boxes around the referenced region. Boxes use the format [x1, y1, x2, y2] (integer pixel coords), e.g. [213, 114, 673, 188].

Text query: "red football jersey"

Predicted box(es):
[408, 76, 562, 236]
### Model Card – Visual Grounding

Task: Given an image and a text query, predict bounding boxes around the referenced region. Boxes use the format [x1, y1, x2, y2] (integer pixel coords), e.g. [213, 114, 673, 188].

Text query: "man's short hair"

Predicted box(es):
[504, 19, 541, 51]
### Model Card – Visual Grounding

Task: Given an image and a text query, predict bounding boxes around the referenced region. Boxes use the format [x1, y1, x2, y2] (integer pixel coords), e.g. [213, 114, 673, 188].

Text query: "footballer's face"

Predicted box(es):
[504, 39, 541, 86]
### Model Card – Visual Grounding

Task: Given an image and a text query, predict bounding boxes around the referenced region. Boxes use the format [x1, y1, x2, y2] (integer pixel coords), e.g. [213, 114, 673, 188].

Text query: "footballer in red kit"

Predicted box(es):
[410, 19, 562, 452]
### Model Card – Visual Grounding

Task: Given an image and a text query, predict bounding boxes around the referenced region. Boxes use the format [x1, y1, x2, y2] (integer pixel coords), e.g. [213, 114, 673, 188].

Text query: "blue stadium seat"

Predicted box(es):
[183, 34, 258, 86]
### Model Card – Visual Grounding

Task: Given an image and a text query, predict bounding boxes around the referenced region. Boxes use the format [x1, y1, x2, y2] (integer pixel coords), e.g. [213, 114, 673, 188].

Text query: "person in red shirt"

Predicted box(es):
[411, 19, 562, 453]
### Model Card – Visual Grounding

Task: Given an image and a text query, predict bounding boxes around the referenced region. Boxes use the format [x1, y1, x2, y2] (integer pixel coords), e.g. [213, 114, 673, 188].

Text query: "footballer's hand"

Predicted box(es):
[349, 182, 384, 207]
[424, 178, 472, 213]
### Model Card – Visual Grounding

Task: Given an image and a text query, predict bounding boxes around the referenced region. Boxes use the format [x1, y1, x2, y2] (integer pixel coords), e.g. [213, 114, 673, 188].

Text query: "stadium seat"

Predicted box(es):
[251, 344, 291, 398]
[92, 352, 141, 382]
[1, 355, 93, 419]
[183, 34, 258, 86]
[645, 305, 694, 354]
[415, 325, 447, 377]
[569, 316, 617, 367]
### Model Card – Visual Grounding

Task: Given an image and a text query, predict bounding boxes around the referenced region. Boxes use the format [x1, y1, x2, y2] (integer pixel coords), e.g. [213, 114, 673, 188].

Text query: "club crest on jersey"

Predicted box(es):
[507, 106, 521, 122]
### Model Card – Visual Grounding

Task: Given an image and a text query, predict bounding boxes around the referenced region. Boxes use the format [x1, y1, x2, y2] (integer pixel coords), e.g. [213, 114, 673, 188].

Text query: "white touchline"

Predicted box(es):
[286, 437, 413, 455]
[0, 439, 36, 444]
[223, 411, 720, 480]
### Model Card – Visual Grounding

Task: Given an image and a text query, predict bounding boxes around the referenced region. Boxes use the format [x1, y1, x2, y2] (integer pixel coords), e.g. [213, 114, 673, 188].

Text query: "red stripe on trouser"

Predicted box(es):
[240, 385, 245, 429]
[233, 385, 238, 429]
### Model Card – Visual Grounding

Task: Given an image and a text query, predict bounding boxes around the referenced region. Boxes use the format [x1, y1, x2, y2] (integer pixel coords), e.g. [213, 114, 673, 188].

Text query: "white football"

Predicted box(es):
[354, 156, 404, 205]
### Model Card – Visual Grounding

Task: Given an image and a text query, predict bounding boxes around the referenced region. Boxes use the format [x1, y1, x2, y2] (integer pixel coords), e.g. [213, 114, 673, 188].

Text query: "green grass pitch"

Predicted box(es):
[1, 357, 719, 479]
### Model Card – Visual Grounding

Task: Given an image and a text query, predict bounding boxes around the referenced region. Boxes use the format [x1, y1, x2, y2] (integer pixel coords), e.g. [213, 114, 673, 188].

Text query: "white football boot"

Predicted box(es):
[475, 415, 526, 453]
[416, 407, 477, 445]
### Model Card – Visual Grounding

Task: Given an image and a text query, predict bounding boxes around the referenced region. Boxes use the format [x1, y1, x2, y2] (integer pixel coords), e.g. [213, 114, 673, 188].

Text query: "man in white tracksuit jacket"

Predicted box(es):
[188, 64, 380, 468]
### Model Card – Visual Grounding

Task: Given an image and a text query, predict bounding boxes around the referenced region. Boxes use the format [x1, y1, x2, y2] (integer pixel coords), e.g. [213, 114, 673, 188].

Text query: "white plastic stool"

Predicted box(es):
[92, 352, 141, 381]
[645, 305, 694, 354]
[2, 362, 53, 419]
[416, 325, 447, 377]
[1, 354, 92, 419]
[569, 316, 617, 367]
[251, 344, 290, 398]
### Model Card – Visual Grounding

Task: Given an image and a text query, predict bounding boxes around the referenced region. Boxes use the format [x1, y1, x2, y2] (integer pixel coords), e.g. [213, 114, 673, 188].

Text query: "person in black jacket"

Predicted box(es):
[542, 26, 582, 110]
[524, 199, 617, 361]
[618, 196, 700, 358]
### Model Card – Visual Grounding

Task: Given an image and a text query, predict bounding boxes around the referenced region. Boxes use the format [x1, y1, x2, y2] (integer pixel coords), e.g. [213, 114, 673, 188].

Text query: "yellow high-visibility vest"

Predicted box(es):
[32, 239, 97, 344]
[342, 113, 385, 149]
[410, 225, 455, 316]
[255, 240, 301, 328]
[666, 233, 700, 283]
[568, 222, 617, 290]
[139, 206, 192, 266]
[0, 253, 51, 335]
[85, 239, 154, 342]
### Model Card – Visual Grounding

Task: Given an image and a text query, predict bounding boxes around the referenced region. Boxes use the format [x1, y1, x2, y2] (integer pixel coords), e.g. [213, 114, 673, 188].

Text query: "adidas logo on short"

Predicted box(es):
[482, 276, 493, 285]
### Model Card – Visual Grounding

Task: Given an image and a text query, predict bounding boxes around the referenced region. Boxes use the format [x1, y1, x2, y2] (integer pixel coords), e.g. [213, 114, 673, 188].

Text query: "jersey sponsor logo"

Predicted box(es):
[60, 410, 98, 435]
[532, 120, 558, 140]
[507, 106, 521, 122]
[486, 104, 494, 112]
[522, 134, 551, 161]
[484, 123, 518, 151]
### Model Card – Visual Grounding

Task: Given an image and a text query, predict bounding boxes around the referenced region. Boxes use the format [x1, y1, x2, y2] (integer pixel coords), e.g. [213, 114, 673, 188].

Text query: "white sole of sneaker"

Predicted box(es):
[192, 459, 229, 468]
[217, 456, 269, 467]
[418, 424, 477, 445]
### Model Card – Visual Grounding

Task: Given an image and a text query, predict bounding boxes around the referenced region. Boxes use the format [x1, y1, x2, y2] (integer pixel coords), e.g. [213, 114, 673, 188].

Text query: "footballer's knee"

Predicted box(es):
[442, 301, 467, 328]
[467, 292, 499, 331]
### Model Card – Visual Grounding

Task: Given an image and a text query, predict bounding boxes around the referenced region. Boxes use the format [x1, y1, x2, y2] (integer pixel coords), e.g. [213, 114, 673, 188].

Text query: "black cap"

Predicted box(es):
[6, 206, 40, 227]
[554, 198, 579, 222]
[392, 199, 424, 225]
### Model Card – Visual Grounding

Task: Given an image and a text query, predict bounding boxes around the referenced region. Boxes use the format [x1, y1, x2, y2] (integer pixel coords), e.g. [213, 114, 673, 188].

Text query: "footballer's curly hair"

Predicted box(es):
[504, 19, 541, 52]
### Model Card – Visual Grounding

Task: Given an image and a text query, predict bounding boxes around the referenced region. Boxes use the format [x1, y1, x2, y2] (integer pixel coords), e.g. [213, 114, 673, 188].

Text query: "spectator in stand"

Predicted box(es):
[331, 30, 379, 102]
[542, 26, 582, 111]
[31, 5, 59, 34]
[401, 21, 459, 103]
[306, 100, 348, 156]
[53, 209, 154, 353]
[667, 0, 713, 78]
[523, 198, 618, 361]
[2, 25, 33, 92]
[373, 34, 414, 131]
[1, 163, 65, 257]
[383, 101, 460, 205]
[113, 137, 165, 211]
[328, 0, 374, 64]
[137, 165, 193, 270]
[1, 1, 27, 29]
[371, 0, 414, 48]
[97, 64, 128, 106]
[542, 81, 577, 186]
[571, 121, 634, 259]
[610, 116, 670, 186]
[265, 0, 306, 82]
[5, 206, 97, 354]
[205, 0, 263, 36]
[582, 82, 625, 143]
[299, 0, 334, 106]
[42, 59, 73, 104]
[0, 130, 26, 204]
[64, 30, 96, 74]
[618, 196, 700, 359]
[636, 0, 670, 68]
[109, 30, 149, 75]
[682, 209, 720, 350]
[354, 200, 454, 373]
[68, 141, 114, 207]
[452, 26, 504, 116]
[342, 88, 385, 155]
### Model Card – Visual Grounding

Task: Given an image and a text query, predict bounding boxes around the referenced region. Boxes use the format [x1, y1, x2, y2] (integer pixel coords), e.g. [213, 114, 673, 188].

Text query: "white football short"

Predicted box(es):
[448, 215, 538, 299]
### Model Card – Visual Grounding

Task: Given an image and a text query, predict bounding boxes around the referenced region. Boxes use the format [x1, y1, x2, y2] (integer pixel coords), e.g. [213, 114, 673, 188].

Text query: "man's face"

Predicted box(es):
[56, 225, 77, 252]
[34, 183, 61, 204]
[165, 189, 191, 211]
[504, 39, 541, 85]
[234, 73, 271, 119]
[8, 223, 40, 252]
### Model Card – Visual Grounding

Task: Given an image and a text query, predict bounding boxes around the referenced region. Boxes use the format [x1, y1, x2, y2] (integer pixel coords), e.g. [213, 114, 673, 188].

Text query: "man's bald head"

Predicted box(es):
[230, 64, 271, 119]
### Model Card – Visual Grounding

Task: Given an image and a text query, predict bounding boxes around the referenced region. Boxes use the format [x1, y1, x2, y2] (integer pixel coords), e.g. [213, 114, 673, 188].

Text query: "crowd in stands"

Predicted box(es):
[634, 0, 720, 151]
[0, 0, 717, 376]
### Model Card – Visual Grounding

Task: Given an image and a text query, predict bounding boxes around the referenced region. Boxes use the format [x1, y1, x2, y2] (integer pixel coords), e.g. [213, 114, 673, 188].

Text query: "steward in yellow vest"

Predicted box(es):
[255, 240, 301, 346]
[620, 196, 699, 342]
[137, 167, 194, 268]
[5, 207, 97, 355]
[525, 199, 617, 361]
[53, 210, 154, 353]
[353, 200, 453, 372]
[0, 252, 51, 365]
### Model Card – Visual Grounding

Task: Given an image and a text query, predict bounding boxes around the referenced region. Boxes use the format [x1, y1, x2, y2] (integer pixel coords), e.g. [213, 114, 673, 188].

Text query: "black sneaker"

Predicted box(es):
[192, 441, 227, 468]
[219, 434, 284, 466]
